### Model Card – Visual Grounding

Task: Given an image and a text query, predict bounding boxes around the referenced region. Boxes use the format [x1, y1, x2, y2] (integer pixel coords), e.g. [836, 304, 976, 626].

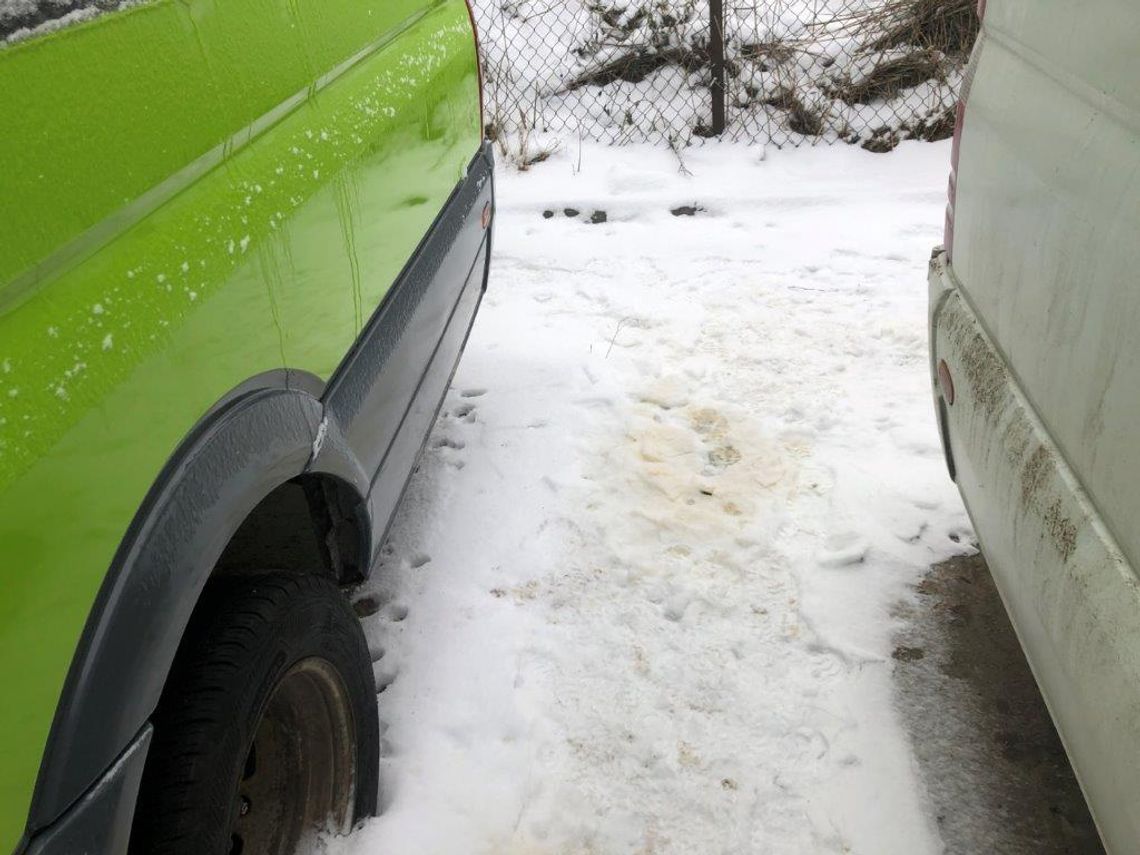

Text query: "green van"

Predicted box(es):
[0, 0, 491, 851]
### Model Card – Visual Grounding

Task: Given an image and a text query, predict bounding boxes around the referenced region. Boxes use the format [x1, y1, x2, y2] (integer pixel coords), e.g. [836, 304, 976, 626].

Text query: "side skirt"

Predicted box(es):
[317, 141, 494, 561]
[367, 236, 488, 557]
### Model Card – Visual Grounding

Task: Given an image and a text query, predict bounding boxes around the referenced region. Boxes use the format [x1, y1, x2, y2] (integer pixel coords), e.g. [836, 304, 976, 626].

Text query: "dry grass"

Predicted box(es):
[786, 100, 826, 136]
[740, 40, 798, 71]
[866, 0, 978, 59]
[853, 100, 956, 152]
[908, 101, 956, 140]
[761, 85, 825, 136]
[832, 48, 946, 104]
[568, 45, 705, 89]
[819, 0, 978, 59]
[814, 0, 976, 132]
[494, 104, 562, 170]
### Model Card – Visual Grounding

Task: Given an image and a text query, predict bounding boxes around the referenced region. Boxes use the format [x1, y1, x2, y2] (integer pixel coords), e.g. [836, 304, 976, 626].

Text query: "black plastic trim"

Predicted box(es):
[937, 396, 956, 481]
[321, 140, 494, 560]
[367, 237, 488, 556]
[21, 728, 151, 855]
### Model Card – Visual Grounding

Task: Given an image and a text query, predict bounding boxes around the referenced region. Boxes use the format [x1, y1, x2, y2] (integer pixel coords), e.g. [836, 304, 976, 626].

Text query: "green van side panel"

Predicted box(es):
[0, 0, 481, 846]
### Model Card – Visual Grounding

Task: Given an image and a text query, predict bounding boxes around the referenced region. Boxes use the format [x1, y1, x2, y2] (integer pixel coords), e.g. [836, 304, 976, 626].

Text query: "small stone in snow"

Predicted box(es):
[563, 208, 579, 218]
[542, 210, 554, 219]
[892, 646, 926, 663]
[589, 210, 607, 224]
[671, 205, 703, 217]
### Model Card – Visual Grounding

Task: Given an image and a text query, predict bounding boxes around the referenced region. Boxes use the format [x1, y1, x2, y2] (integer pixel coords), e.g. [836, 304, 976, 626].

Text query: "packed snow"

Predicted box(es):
[327, 139, 975, 854]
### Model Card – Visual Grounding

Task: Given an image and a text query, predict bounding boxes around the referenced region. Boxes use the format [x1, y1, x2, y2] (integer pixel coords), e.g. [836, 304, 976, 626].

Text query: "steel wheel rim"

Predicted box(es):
[229, 657, 356, 855]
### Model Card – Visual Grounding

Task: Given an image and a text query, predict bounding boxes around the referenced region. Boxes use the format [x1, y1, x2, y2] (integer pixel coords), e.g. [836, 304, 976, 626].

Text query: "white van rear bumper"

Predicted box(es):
[929, 250, 1140, 854]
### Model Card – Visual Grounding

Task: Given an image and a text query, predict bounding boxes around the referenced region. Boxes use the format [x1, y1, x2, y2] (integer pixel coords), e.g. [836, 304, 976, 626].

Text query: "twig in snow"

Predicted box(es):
[667, 134, 693, 176]
[606, 316, 633, 358]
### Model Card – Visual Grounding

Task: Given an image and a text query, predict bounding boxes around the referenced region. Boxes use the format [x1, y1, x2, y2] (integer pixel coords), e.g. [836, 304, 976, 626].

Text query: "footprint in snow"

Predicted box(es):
[409, 552, 431, 569]
[816, 532, 868, 568]
[373, 663, 398, 694]
[387, 602, 409, 622]
[460, 388, 486, 399]
[352, 594, 381, 618]
[892, 645, 925, 663]
[544, 207, 606, 223]
[793, 727, 830, 761]
[807, 650, 845, 680]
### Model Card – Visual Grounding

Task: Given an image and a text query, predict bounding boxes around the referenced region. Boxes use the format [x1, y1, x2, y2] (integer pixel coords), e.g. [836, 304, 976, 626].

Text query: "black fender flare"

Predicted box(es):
[26, 371, 372, 835]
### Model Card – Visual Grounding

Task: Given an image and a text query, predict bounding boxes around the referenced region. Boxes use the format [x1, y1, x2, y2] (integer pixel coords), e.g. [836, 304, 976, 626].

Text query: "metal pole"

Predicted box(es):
[709, 0, 726, 135]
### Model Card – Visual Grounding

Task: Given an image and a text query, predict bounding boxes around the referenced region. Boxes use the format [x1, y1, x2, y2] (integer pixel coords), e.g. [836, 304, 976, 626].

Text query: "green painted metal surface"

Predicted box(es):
[0, 0, 480, 845]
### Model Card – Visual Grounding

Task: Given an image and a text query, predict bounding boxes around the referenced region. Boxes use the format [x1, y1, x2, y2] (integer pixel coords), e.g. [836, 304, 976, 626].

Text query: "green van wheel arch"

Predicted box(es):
[27, 372, 376, 834]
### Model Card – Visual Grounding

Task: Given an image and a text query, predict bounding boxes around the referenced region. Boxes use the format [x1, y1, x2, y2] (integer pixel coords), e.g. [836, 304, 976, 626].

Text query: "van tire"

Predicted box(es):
[130, 573, 379, 855]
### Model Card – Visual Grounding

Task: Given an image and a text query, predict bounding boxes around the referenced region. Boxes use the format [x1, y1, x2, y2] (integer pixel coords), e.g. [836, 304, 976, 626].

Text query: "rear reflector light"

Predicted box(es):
[463, 0, 486, 137]
[938, 359, 955, 405]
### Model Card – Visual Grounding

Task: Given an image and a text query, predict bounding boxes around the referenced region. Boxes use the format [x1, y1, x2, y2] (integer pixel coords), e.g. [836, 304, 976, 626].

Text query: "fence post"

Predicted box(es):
[708, 0, 726, 135]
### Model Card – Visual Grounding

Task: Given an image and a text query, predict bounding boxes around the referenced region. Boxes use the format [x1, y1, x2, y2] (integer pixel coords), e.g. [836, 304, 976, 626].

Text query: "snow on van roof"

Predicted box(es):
[1, 0, 133, 46]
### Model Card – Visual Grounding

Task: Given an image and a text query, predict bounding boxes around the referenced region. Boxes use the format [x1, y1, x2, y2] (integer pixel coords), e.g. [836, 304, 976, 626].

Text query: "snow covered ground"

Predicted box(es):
[328, 139, 977, 854]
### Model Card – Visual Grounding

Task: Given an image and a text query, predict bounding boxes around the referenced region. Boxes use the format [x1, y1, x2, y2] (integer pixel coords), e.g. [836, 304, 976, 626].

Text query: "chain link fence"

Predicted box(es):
[472, 0, 976, 151]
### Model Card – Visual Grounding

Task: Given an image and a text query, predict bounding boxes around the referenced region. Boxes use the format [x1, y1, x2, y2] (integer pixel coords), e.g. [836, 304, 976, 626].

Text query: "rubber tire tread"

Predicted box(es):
[128, 572, 378, 855]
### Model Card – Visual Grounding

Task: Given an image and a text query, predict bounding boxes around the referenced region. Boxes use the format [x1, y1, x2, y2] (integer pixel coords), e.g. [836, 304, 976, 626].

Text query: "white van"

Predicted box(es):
[929, 1, 1140, 850]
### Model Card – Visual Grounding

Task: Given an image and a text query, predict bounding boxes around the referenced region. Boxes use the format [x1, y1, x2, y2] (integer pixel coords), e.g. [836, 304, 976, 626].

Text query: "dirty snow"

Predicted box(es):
[329, 139, 973, 854]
